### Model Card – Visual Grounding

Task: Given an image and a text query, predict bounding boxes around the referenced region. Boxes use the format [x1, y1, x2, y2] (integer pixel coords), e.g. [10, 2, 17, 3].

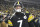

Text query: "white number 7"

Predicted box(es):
[17, 20, 23, 27]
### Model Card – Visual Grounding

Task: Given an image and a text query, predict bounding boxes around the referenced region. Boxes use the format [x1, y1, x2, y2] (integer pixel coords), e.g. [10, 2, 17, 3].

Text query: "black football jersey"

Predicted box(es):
[5, 12, 39, 27]
[10, 12, 29, 27]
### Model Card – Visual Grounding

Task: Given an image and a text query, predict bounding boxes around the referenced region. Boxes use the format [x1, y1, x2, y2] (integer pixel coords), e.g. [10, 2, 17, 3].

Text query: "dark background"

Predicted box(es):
[0, 0, 40, 9]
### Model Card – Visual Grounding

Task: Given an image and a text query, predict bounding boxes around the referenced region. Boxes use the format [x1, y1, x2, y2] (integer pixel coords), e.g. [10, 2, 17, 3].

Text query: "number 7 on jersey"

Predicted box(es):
[17, 20, 23, 27]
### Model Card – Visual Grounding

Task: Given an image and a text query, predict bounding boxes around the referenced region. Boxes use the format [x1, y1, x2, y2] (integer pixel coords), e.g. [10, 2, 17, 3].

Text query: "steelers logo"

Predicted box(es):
[23, 15, 27, 19]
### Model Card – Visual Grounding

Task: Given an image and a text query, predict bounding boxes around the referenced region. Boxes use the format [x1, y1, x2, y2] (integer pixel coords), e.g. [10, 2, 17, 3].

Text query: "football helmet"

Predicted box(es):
[13, 1, 24, 12]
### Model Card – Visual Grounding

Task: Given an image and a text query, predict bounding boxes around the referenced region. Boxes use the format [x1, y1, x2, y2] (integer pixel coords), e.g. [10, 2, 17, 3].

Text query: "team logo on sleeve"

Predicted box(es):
[23, 15, 27, 19]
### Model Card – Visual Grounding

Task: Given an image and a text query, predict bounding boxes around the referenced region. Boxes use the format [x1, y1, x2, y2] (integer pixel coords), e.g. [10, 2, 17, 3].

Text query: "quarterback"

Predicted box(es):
[5, 1, 39, 27]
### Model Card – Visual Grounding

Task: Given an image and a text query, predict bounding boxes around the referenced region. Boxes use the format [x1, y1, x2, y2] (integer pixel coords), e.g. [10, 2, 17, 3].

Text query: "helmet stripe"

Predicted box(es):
[18, 1, 19, 4]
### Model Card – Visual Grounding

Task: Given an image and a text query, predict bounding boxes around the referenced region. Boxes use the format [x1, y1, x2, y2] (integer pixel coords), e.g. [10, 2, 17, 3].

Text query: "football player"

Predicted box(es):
[5, 1, 39, 27]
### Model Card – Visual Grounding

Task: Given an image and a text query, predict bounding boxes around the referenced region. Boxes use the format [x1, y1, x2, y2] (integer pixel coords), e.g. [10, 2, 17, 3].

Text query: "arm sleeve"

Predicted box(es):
[5, 18, 13, 27]
[8, 17, 14, 27]
[25, 13, 35, 27]
[28, 14, 34, 22]
[28, 14, 39, 27]
[27, 14, 36, 27]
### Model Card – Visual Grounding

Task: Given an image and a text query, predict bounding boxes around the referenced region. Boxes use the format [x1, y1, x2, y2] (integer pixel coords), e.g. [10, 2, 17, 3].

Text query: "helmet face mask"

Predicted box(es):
[14, 6, 22, 12]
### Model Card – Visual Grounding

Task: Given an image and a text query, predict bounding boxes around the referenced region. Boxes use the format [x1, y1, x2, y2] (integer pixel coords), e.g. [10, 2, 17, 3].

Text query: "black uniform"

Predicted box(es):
[8, 12, 29, 27]
[6, 12, 39, 27]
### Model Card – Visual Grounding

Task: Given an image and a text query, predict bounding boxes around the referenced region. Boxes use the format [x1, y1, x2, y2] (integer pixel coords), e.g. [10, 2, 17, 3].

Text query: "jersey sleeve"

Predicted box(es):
[25, 12, 34, 22]
[28, 14, 39, 27]
[8, 20, 13, 26]
[26, 12, 39, 27]
[28, 14, 34, 22]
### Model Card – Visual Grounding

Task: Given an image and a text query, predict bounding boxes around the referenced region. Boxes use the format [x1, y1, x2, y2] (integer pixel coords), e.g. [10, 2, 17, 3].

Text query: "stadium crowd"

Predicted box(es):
[0, 4, 40, 27]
